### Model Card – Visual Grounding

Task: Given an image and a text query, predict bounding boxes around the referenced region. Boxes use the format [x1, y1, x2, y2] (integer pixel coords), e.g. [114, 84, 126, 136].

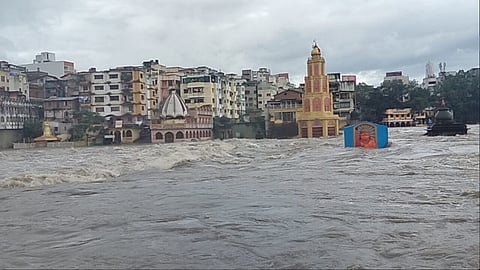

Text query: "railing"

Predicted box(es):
[267, 103, 302, 110]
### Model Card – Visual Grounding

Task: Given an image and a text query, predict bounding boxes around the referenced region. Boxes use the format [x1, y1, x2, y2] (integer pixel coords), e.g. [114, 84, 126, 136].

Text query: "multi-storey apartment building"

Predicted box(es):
[43, 96, 80, 135]
[244, 81, 257, 111]
[26, 71, 65, 106]
[383, 71, 409, 85]
[327, 73, 356, 123]
[241, 67, 292, 112]
[180, 69, 239, 119]
[233, 76, 247, 120]
[221, 74, 239, 118]
[0, 61, 29, 100]
[422, 61, 438, 89]
[90, 67, 146, 124]
[0, 96, 37, 130]
[181, 73, 220, 116]
[158, 66, 184, 103]
[62, 71, 91, 110]
[21, 52, 75, 78]
[257, 81, 278, 109]
[142, 60, 161, 121]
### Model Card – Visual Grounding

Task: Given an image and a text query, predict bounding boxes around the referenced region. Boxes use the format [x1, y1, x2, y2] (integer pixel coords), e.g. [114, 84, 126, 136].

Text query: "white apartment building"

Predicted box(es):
[422, 61, 438, 89]
[234, 77, 247, 119]
[22, 52, 75, 78]
[180, 70, 239, 119]
[220, 75, 239, 119]
[0, 61, 29, 100]
[89, 67, 146, 124]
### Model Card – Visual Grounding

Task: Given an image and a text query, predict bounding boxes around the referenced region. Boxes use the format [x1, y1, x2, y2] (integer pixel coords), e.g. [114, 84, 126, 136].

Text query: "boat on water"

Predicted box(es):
[425, 101, 468, 136]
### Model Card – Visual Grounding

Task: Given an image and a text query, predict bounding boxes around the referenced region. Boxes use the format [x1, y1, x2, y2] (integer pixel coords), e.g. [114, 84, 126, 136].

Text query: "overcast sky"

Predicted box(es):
[1, 0, 478, 86]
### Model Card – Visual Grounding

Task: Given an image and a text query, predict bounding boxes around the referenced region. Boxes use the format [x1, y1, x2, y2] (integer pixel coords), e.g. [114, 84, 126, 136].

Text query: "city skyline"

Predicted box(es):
[1, 0, 478, 86]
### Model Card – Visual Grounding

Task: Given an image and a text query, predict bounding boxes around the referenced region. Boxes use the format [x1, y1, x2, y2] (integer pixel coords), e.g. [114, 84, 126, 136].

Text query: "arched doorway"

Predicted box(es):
[165, 132, 174, 143]
[114, 130, 121, 144]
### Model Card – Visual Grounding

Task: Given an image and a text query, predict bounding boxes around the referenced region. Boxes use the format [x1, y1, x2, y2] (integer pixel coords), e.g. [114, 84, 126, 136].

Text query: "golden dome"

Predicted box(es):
[311, 43, 321, 56]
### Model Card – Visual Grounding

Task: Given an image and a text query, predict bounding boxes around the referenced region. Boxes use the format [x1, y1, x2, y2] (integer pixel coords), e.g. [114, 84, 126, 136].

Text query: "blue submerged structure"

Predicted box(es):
[344, 122, 389, 149]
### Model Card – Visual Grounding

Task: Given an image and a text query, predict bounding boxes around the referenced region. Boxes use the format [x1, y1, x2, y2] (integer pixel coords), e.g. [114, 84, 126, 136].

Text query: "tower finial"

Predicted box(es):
[313, 39, 317, 48]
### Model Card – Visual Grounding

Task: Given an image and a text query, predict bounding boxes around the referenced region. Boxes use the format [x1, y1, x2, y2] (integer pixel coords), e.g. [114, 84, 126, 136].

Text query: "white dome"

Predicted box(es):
[161, 89, 188, 118]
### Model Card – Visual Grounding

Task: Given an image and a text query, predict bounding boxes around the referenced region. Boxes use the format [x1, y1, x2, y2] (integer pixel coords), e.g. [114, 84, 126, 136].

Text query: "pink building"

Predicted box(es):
[150, 89, 213, 143]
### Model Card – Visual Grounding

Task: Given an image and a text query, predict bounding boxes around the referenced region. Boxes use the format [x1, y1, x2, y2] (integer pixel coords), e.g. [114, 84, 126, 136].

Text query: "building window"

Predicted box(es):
[111, 106, 120, 112]
[94, 74, 104, 80]
[109, 74, 118, 79]
[94, 97, 105, 103]
[94, 85, 104, 90]
[110, 96, 120, 101]
[110, 85, 119, 90]
[126, 130, 132, 137]
[95, 107, 104, 113]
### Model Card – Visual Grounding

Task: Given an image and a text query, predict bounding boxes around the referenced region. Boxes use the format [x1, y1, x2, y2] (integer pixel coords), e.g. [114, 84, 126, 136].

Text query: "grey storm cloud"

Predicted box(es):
[0, 0, 478, 86]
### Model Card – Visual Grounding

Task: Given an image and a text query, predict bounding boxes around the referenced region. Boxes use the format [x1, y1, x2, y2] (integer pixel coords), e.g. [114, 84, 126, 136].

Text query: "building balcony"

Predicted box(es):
[266, 103, 302, 110]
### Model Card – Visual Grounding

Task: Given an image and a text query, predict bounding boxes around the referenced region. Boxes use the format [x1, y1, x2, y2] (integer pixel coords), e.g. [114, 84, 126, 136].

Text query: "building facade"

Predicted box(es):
[296, 43, 339, 138]
[151, 89, 213, 143]
[89, 67, 147, 125]
[383, 71, 409, 85]
[0, 61, 30, 100]
[22, 52, 75, 79]
[328, 73, 356, 124]
[382, 108, 415, 127]
[266, 89, 303, 138]
[43, 96, 80, 136]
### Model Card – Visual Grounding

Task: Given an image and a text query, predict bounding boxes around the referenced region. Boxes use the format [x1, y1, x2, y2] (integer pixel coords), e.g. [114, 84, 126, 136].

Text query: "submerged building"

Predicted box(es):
[150, 89, 213, 143]
[296, 43, 339, 138]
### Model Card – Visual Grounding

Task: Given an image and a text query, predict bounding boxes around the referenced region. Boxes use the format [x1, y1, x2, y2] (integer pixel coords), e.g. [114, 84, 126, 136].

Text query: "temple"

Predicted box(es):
[33, 121, 60, 143]
[296, 42, 339, 138]
[425, 99, 468, 136]
[150, 89, 213, 143]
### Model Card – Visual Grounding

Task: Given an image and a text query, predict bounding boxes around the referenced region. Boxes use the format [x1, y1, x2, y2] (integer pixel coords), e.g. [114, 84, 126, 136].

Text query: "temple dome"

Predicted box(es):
[311, 44, 321, 56]
[161, 89, 188, 118]
[434, 108, 454, 122]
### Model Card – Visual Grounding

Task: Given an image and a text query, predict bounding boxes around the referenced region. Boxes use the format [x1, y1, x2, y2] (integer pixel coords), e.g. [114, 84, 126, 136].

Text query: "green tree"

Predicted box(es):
[69, 110, 105, 141]
[435, 71, 479, 123]
[403, 84, 434, 112]
[354, 68, 479, 124]
[23, 118, 43, 141]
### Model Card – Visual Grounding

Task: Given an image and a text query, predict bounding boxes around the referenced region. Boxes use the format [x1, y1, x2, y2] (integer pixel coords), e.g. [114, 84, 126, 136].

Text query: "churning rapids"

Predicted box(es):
[0, 126, 478, 269]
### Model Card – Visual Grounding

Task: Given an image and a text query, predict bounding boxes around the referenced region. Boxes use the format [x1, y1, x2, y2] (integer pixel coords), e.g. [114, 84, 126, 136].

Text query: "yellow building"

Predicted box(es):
[382, 108, 415, 127]
[296, 43, 339, 138]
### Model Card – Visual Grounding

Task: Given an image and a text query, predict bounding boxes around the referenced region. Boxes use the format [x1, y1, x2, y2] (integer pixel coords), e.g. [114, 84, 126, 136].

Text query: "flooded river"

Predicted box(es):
[0, 125, 478, 269]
